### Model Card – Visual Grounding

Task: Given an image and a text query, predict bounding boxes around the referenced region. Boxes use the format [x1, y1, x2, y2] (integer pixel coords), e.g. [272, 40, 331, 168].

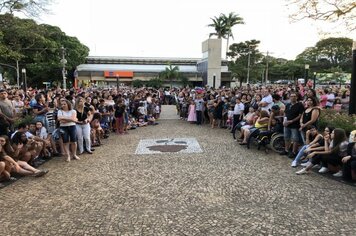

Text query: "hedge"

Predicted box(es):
[318, 110, 356, 135]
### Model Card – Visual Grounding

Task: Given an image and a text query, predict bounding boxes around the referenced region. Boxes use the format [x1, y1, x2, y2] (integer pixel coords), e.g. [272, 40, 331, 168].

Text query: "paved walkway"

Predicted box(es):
[1, 118, 355, 235]
[159, 105, 179, 120]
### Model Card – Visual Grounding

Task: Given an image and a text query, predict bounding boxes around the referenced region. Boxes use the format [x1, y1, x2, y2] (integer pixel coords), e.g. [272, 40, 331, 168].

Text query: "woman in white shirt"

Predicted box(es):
[57, 100, 79, 162]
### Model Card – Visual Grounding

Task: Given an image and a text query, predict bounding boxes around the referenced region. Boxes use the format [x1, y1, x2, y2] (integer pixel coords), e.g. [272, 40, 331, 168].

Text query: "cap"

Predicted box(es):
[0, 88, 6, 93]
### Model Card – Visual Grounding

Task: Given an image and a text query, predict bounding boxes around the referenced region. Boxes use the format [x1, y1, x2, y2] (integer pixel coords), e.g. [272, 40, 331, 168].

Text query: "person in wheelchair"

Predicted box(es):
[267, 105, 284, 134]
[239, 110, 269, 145]
[235, 107, 258, 141]
[251, 105, 285, 151]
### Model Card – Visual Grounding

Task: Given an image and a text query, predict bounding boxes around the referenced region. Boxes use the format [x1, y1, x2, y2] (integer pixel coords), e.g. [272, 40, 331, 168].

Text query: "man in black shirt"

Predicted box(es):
[282, 92, 304, 157]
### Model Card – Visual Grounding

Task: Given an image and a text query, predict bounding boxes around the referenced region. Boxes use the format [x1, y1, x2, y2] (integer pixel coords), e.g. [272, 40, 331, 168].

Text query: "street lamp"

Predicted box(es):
[60, 46, 67, 90]
[213, 73, 216, 88]
[21, 68, 27, 94]
[304, 64, 309, 86]
[313, 72, 317, 89]
[350, 41, 356, 115]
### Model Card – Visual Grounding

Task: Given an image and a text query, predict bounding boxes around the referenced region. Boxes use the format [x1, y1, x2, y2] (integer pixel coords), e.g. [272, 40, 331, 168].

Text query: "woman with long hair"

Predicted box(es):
[74, 97, 93, 155]
[57, 99, 79, 162]
[291, 126, 324, 167]
[299, 96, 320, 144]
[91, 112, 104, 146]
[296, 128, 348, 175]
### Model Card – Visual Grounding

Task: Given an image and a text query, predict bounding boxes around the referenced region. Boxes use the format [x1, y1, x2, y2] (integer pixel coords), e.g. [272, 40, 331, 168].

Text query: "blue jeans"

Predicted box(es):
[293, 144, 309, 163]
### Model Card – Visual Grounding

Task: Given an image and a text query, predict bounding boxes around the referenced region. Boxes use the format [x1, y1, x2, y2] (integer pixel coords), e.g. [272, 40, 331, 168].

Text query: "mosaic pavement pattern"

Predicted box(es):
[135, 138, 203, 154]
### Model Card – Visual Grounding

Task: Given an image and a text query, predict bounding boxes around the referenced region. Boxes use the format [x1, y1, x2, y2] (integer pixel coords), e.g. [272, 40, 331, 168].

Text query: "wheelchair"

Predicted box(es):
[232, 121, 246, 140]
[246, 127, 285, 154]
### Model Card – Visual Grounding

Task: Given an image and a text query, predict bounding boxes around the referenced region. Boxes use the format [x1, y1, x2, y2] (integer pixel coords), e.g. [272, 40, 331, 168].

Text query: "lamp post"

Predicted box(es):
[213, 73, 216, 89]
[304, 64, 309, 86]
[60, 46, 67, 90]
[21, 68, 27, 94]
[313, 72, 316, 89]
[116, 75, 120, 91]
[350, 41, 356, 115]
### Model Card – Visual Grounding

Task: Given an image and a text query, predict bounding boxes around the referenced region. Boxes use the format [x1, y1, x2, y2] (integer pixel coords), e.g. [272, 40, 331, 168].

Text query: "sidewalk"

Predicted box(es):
[0, 119, 355, 235]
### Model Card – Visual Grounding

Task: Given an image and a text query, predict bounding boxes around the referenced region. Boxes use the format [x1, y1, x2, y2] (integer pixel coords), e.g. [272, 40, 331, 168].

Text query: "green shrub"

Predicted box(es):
[14, 115, 35, 128]
[318, 110, 356, 135]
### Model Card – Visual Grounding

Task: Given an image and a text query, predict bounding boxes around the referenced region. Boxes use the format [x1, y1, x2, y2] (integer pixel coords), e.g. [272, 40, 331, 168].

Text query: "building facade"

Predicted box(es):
[76, 39, 231, 88]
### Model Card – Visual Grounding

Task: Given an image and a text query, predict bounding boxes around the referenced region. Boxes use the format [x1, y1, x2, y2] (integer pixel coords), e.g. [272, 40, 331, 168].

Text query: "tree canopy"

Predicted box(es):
[227, 40, 263, 86]
[295, 37, 353, 72]
[288, 0, 356, 31]
[0, 0, 53, 18]
[0, 13, 89, 87]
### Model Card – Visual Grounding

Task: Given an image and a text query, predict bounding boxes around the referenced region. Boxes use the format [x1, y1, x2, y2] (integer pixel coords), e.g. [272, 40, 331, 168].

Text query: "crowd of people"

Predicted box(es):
[176, 83, 355, 182]
[0, 83, 355, 188]
[0, 86, 162, 188]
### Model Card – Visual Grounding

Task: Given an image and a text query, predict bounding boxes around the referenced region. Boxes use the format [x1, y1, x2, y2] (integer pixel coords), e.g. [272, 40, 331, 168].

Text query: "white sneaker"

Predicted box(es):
[296, 168, 310, 175]
[318, 167, 329, 174]
[301, 161, 311, 167]
[312, 164, 321, 170]
[291, 161, 298, 168]
[333, 171, 343, 177]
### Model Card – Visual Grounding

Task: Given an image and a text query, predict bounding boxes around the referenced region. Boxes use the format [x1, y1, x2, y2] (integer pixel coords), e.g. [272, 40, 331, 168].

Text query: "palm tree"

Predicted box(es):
[208, 15, 227, 39]
[159, 63, 180, 88]
[208, 13, 244, 58]
[223, 12, 244, 58]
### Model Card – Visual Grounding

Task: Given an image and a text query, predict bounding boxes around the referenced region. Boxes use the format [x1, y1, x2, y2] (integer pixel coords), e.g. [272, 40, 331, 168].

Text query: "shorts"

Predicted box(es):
[60, 125, 77, 143]
[284, 127, 300, 142]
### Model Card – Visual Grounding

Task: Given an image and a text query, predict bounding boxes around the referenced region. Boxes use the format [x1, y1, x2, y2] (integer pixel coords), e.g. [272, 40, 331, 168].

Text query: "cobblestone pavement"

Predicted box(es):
[1, 120, 355, 236]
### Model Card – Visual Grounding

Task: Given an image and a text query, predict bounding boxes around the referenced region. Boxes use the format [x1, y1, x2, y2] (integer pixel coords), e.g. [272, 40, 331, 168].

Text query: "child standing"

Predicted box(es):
[226, 106, 234, 130]
[187, 100, 197, 124]
[154, 101, 160, 119]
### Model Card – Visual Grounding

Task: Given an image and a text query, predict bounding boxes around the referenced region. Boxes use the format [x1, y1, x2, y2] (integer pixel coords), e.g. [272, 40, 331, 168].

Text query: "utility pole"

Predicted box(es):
[116, 76, 120, 91]
[265, 51, 269, 85]
[16, 60, 20, 87]
[60, 46, 67, 90]
[247, 51, 251, 84]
